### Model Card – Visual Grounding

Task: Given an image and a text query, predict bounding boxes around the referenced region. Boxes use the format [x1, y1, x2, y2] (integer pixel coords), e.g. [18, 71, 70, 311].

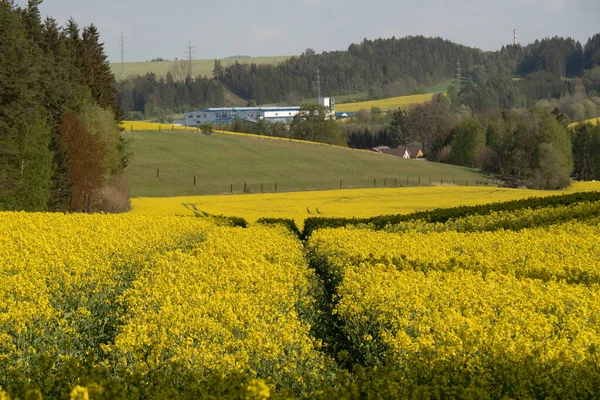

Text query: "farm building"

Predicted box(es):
[373, 145, 424, 159]
[184, 97, 335, 126]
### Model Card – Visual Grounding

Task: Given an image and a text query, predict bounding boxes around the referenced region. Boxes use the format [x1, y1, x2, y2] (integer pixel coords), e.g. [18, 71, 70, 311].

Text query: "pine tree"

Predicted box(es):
[0, 2, 53, 211]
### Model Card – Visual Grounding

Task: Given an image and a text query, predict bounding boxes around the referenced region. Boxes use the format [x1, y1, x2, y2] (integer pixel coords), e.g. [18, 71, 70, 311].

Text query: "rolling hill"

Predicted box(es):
[112, 56, 292, 80]
[124, 130, 487, 197]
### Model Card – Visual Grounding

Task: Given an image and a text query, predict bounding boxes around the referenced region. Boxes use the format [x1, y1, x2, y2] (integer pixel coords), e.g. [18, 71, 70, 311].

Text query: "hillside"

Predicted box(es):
[125, 130, 486, 197]
[111, 56, 291, 80]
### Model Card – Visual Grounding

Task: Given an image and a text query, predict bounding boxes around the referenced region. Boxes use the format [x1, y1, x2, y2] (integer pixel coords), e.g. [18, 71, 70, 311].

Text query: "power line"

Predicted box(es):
[119, 32, 126, 79]
[313, 67, 321, 99]
[186, 41, 196, 78]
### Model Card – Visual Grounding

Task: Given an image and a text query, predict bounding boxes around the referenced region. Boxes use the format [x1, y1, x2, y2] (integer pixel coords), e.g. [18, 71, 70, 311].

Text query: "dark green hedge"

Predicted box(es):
[256, 218, 301, 237]
[301, 191, 600, 239]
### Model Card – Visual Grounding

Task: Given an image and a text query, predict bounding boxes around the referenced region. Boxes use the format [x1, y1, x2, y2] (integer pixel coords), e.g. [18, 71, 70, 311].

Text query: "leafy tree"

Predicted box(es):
[290, 104, 346, 146]
[59, 111, 105, 212]
[388, 108, 408, 147]
[527, 143, 572, 189]
[449, 117, 486, 167]
[571, 122, 600, 180]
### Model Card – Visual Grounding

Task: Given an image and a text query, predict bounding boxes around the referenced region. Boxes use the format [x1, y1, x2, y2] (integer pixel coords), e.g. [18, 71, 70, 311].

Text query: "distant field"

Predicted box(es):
[336, 94, 434, 112]
[569, 118, 599, 128]
[124, 130, 486, 198]
[112, 56, 292, 79]
[423, 78, 469, 94]
[130, 182, 600, 224]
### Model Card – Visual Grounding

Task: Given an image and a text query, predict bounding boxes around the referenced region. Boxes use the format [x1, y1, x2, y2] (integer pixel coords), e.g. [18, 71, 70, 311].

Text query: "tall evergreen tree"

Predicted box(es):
[0, 1, 53, 211]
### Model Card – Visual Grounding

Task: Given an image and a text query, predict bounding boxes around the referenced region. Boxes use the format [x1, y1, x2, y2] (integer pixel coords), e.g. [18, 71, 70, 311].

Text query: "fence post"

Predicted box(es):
[407, 177, 409, 186]
[194, 176, 196, 186]
[130, 125, 133, 133]
[466, 179, 469, 186]
[244, 183, 247, 192]
[172, 125, 174, 132]
[275, 182, 278, 192]
[159, 125, 161, 133]
[418, 176, 421, 185]
[441, 178, 444, 185]
[231, 184, 233, 193]
[340, 179, 343, 188]
[156, 169, 159, 178]
[261, 183, 264, 192]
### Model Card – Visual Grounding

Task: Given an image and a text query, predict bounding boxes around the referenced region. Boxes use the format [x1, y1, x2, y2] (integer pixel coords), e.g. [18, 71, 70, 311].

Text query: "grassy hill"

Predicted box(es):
[112, 56, 292, 80]
[125, 130, 487, 197]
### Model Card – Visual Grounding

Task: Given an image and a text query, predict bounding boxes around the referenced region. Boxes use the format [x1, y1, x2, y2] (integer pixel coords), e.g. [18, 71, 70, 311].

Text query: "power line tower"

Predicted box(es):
[186, 41, 195, 78]
[456, 60, 462, 90]
[119, 32, 126, 79]
[312, 67, 321, 100]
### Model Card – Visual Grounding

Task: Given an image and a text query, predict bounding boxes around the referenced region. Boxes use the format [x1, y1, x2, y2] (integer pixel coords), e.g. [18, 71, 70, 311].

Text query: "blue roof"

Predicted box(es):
[188, 106, 301, 114]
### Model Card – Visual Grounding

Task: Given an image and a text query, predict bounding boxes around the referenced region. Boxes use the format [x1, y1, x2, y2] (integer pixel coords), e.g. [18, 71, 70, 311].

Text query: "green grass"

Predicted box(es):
[422, 78, 469, 94]
[112, 56, 292, 80]
[125, 131, 488, 197]
[334, 92, 369, 104]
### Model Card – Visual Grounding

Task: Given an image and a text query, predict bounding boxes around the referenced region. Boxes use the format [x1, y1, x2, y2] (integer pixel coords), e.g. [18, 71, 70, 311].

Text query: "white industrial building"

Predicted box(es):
[183, 97, 335, 127]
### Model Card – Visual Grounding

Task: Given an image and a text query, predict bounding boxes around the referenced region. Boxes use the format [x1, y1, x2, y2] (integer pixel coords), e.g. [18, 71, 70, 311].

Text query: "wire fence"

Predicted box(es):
[153, 169, 502, 194]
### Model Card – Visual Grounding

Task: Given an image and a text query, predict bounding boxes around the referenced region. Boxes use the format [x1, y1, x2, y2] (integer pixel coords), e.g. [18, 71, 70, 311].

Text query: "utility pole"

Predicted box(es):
[313, 67, 321, 101]
[186, 41, 195, 78]
[119, 32, 126, 79]
[514, 29, 518, 46]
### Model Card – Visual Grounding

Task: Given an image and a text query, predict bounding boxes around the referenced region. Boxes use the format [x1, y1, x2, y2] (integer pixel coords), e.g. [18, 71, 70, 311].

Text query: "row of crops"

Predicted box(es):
[2, 192, 600, 398]
[0, 214, 336, 399]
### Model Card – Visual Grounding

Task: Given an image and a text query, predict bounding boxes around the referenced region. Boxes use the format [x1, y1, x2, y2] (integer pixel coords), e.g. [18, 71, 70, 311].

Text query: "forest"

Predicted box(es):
[119, 33, 600, 118]
[0, 0, 127, 213]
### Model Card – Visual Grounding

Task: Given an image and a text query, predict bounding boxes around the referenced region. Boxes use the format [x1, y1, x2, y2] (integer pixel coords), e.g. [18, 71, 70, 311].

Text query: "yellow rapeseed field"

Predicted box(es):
[130, 182, 600, 225]
[335, 94, 434, 113]
[569, 117, 599, 128]
[307, 218, 600, 395]
[0, 213, 335, 397]
[121, 121, 192, 132]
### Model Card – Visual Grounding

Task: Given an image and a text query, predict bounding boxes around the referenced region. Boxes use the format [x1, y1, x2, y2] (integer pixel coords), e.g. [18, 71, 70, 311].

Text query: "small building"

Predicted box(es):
[184, 107, 302, 126]
[373, 145, 424, 159]
[184, 97, 336, 127]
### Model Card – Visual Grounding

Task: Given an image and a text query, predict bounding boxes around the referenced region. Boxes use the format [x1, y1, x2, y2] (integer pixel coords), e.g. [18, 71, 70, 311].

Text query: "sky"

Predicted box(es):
[14, 0, 600, 63]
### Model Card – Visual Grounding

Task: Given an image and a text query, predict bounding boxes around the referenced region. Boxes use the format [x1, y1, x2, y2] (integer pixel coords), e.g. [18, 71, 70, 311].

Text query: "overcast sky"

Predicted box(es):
[15, 0, 600, 63]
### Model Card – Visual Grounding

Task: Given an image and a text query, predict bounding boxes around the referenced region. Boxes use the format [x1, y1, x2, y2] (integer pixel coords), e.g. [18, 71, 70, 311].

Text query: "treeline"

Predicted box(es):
[118, 33, 600, 117]
[345, 94, 590, 189]
[118, 73, 225, 121]
[0, 1, 126, 213]
[213, 37, 484, 104]
[215, 35, 600, 105]
[455, 68, 600, 115]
